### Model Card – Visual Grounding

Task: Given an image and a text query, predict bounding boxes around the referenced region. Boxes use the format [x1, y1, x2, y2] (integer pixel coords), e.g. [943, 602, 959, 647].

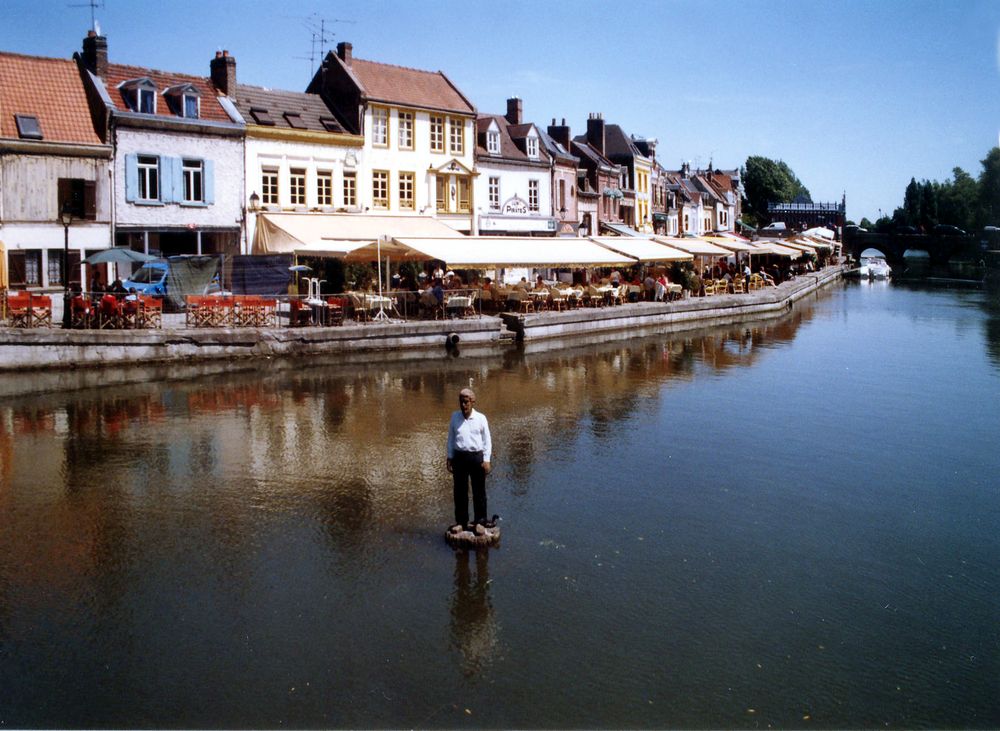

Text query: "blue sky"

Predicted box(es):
[4, 0, 999, 223]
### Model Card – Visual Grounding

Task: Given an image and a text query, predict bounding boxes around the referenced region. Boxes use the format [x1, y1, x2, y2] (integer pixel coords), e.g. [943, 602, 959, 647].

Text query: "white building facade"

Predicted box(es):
[474, 100, 556, 236]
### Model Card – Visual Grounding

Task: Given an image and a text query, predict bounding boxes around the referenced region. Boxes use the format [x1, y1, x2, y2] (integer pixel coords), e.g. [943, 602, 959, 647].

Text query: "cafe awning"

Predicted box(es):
[653, 236, 732, 256]
[392, 236, 635, 268]
[251, 212, 461, 255]
[600, 221, 645, 237]
[751, 240, 802, 258]
[590, 236, 692, 262]
[702, 235, 755, 253]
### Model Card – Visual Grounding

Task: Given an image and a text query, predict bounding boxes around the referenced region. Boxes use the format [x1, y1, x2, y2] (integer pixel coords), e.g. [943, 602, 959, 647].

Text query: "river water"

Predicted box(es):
[1, 281, 998, 729]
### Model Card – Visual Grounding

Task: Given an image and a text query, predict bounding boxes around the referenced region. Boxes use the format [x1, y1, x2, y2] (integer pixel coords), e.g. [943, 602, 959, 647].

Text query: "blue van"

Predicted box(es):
[123, 260, 170, 296]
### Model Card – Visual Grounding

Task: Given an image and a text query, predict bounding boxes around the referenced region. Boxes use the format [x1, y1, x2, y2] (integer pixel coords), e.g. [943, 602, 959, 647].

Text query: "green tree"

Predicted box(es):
[918, 181, 937, 231]
[903, 178, 921, 225]
[741, 156, 812, 225]
[937, 167, 978, 232]
[978, 147, 1000, 227]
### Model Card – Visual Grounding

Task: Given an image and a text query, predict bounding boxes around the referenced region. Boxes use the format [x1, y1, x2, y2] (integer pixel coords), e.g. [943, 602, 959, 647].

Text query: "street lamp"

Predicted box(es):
[248, 190, 260, 211]
[60, 203, 73, 329]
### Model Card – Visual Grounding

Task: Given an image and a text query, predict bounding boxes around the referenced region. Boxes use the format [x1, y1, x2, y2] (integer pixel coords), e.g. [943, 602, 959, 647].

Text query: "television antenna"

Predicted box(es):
[293, 13, 356, 76]
[68, 0, 105, 32]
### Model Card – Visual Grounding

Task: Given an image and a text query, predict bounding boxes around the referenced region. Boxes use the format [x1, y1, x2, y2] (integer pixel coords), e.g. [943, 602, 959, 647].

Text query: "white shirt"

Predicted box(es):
[447, 408, 492, 461]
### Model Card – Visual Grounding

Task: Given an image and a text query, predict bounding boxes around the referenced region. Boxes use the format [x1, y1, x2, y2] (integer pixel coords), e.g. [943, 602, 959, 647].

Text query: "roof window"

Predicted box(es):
[283, 112, 307, 129]
[14, 114, 43, 140]
[319, 117, 341, 132]
[249, 107, 275, 126]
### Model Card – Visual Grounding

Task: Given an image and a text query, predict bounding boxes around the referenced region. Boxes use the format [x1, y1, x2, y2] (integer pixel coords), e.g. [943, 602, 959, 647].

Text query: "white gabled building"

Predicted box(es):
[308, 42, 478, 234]
[77, 31, 244, 258]
[474, 98, 556, 236]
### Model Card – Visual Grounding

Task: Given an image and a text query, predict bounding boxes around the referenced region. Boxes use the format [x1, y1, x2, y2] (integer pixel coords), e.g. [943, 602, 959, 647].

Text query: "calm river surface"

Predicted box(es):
[1, 281, 998, 729]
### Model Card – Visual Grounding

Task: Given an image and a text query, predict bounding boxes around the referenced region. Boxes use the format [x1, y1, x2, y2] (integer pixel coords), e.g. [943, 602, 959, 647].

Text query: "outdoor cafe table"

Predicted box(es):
[445, 295, 472, 318]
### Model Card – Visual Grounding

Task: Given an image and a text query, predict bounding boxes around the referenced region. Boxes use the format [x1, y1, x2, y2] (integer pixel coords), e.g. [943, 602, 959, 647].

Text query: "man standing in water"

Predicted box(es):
[446, 388, 492, 529]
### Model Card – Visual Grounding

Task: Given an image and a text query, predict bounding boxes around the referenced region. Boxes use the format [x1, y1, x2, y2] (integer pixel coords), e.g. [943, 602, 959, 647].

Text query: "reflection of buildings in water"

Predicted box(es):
[0, 301, 817, 538]
[449, 548, 499, 676]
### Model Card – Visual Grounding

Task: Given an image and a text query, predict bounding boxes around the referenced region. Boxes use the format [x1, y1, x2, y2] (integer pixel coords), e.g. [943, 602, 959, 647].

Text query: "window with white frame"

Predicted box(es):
[182, 159, 204, 203]
[317, 170, 333, 206]
[430, 115, 444, 153]
[137, 155, 159, 201]
[449, 117, 464, 155]
[398, 171, 415, 210]
[138, 88, 156, 114]
[372, 170, 389, 209]
[261, 167, 279, 205]
[526, 135, 538, 159]
[487, 129, 500, 155]
[371, 107, 388, 147]
[528, 180, 539, 212]
[183, 94, 199, 119]
[398, 111, 413, 150]
[343, 172, 356, 207]
[290, 168, 306, 206]
[488, 176, 500, 210]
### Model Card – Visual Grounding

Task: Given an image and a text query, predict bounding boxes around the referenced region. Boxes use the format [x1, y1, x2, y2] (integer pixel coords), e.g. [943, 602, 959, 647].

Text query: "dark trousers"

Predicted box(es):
[452, 450, 487, 526]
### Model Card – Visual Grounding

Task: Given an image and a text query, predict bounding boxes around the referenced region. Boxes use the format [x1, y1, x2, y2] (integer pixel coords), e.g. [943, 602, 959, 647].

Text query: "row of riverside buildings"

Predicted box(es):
[0, 31, 744, 290]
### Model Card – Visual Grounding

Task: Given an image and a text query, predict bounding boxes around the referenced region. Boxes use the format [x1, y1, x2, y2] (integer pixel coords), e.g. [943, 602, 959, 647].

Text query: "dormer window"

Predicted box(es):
[120, 78, 158, 114]
[164, 84, 201, 119]
[487, 129, 500, 155]
[14, 114, 42, 140]
[526, 134, 539, 159]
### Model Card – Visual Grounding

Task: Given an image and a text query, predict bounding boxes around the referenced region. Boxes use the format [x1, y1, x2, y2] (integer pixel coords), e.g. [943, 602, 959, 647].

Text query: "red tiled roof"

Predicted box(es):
[348, 58, 474, 115]
[0, 52, 102, 144]
[475, 114, 549, 164]
[102, 62, 232, 123]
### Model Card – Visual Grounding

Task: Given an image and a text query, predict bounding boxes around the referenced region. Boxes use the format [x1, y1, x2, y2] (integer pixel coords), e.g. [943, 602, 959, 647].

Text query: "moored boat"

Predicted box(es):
[859, 248, 892, 279]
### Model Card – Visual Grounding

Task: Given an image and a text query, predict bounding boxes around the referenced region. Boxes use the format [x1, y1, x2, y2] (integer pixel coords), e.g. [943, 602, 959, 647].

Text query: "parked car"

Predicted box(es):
[761, 222, 787, 231]
[123, 256, 221, 302]
[933, 224, 966, 236]
[124, 260, 169, 296]
[895, 225, 919, 235]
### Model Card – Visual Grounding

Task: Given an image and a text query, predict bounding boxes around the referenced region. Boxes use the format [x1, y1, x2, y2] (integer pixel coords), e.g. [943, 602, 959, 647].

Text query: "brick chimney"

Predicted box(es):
[586, 113, 605, 156]
[210, 50, 236, 96]
[547, 118, 571, 151]
[81, 30, 108, 78]
[337, 41, 353, 66]
[681, 161, 691, 178]
[505, 97, 522, 125]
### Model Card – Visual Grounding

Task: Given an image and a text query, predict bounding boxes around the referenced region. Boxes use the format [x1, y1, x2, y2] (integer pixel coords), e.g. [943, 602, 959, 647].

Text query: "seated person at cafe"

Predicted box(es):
[516, 277, 531, 291]
[432, 278, 445, 304]
[609, 269, 622, 286]
[109, 279, 127, 297]
[533, 275, 547, 291]
[655, 273, 670, 301]
[482, 277, 493, 292]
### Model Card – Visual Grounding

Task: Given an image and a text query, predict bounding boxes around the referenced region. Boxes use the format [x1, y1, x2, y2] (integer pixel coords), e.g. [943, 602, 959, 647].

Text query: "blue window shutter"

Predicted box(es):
[157, 157, 171, 203]
[170, 157, 184, 203]
[204, 160, 215, 204]
[125, 154, 138, 202]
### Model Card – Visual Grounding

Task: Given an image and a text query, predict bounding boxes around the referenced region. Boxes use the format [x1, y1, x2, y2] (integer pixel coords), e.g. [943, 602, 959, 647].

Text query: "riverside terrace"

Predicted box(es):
[0, 265, 844, 371]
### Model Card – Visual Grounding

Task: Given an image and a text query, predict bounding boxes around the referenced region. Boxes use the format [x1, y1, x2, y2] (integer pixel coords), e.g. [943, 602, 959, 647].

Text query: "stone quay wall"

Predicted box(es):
[0, 266, 844, 372]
